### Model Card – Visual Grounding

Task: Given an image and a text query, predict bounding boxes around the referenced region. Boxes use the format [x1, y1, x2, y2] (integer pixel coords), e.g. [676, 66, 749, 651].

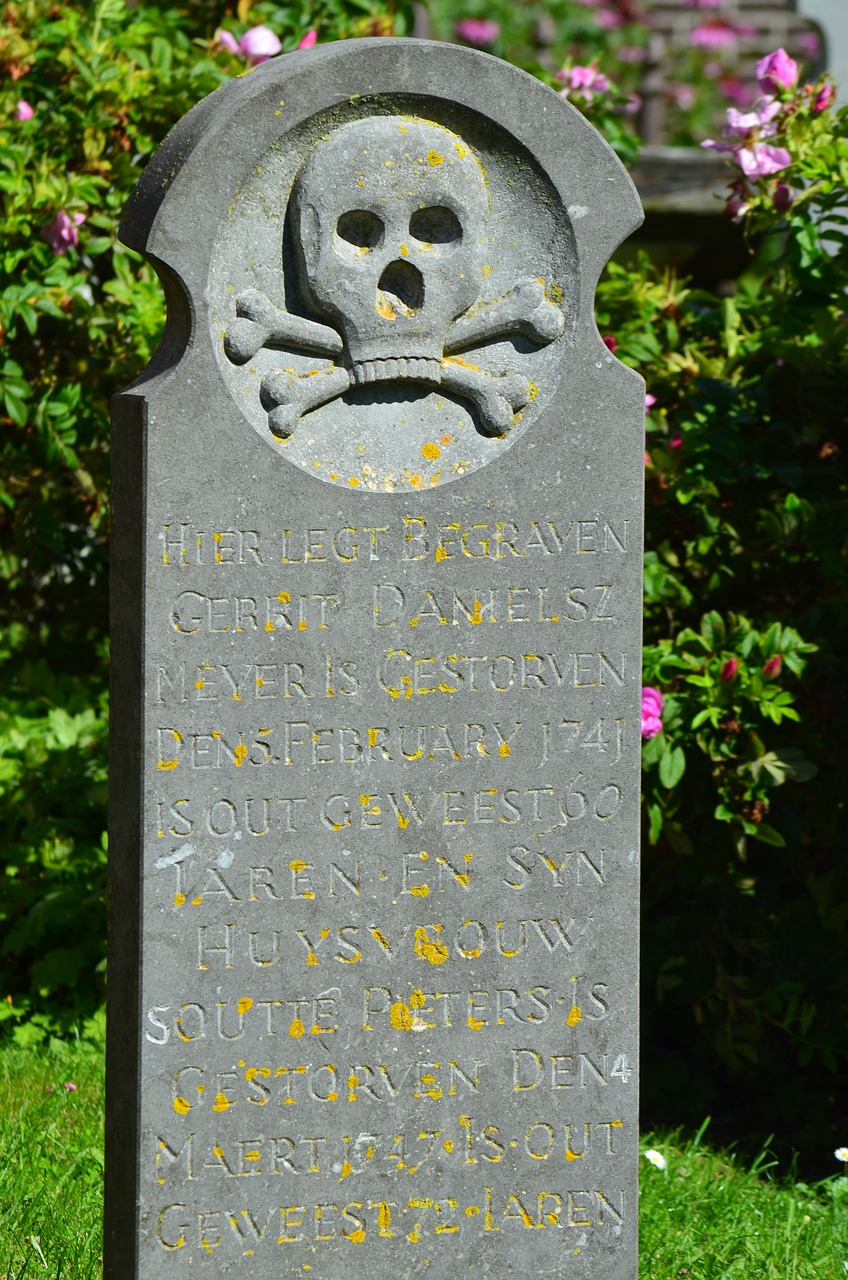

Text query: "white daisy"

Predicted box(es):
[644, 1148, 667, 1170]
[835, 1147, 848, 1163]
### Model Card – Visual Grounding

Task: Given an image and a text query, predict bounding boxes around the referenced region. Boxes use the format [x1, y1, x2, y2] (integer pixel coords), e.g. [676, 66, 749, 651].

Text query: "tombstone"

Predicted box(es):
[107, 37, 644, 1279]
[796, 0, 848, 102]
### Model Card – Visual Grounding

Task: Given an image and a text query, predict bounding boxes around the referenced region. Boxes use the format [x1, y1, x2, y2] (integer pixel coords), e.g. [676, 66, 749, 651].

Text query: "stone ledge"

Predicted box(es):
[628, 146, 733, 216]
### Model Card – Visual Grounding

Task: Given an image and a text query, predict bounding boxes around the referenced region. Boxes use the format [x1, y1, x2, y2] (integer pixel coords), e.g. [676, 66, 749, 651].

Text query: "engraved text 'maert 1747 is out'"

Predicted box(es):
[107, 37, 644, 1280]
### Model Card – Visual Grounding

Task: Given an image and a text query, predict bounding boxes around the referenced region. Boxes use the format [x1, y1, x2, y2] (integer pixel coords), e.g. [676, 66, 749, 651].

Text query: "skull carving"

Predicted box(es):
[223, 114, 567, 439]
[294, 116, 488, 384]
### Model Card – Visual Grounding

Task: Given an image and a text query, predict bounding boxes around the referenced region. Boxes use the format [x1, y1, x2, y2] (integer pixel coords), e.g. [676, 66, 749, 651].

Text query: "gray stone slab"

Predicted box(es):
[797, 0, 848, 102]
[107, 37, 644, 1280]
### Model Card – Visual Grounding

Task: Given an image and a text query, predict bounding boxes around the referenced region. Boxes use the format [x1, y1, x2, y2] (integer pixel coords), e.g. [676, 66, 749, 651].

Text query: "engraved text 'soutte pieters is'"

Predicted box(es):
[108, 37, 644, 1280]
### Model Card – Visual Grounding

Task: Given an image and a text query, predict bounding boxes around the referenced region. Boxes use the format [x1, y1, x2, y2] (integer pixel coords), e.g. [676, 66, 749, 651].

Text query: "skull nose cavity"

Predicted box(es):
[377, 260, 424, 316]
[409, 206, 462, 245]
[336, 209, 383, 251]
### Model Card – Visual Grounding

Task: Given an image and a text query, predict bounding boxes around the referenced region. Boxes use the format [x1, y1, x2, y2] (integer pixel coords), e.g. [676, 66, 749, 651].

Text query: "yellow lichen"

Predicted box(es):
[413, 927, 449, 965]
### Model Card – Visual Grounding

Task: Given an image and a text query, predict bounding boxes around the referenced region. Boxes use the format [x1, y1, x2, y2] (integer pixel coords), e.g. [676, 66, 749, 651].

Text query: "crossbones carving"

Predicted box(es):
[224, 116, 565, 439]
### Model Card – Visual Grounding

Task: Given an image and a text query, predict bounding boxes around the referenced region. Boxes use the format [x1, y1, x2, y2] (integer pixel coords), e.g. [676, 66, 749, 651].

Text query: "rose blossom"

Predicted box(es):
[719, 75, 752, 107]
[737, 143, 791, 178]
[641, 687, 664, 739]
[240, 25, 282, 63]
[763, 655, 783, 677]
[14, 100, 34, 121]
[690, 19, 753, 49]
[297, 30, 318, 49]
[216, 24, 281, 64]
[215, 27, 240, 53]
[721, 657, 738, 682]
[702, 96, 791, 183]
[813, 83, 833, 113]
[773, 182, 793, 212]
[798, 30, 820, 60]
[455, 18, 500, 46]
[597, 9, 625, 28]
[42, 210, 85, 256]
[756, 48, 798, 94]
[668, 84, 696, 110]
[560, 64, 611, 103]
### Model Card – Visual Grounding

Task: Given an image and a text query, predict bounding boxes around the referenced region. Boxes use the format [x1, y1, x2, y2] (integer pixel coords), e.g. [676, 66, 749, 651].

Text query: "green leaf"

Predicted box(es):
[750, 823, 786, 848]
[648, 802, 664, 845]
[641, 732, 666, 766]
[658, 745, 686, 789]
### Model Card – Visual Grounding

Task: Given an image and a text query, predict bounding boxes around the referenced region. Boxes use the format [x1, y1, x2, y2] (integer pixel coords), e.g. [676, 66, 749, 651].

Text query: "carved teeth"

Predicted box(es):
[351, 358, 442, 386]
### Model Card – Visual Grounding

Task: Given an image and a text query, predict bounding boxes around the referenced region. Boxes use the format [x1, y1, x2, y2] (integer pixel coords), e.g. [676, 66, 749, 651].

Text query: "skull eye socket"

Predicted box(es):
[336, 209, 384, 250]
[409, 206, 462, 246]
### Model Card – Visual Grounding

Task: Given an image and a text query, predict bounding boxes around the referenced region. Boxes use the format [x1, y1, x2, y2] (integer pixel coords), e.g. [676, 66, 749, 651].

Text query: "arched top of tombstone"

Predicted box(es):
[121, 37, 643, 491]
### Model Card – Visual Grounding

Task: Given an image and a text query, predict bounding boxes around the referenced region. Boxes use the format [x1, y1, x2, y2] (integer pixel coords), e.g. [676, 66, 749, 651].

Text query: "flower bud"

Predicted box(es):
[755, 48, 799, 94]
[772, 182, 793, 212]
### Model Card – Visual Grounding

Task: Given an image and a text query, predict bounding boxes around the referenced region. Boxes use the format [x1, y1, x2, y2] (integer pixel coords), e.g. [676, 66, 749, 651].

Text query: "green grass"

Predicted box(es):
[640, 1120, 848, 1278]
[0, 1044, 104, 1280]
[1, 1047, 846, 1278]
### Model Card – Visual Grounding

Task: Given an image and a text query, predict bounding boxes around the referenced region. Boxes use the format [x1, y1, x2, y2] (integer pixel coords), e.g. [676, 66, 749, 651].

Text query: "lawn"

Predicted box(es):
[1, 1045, 846, 1278]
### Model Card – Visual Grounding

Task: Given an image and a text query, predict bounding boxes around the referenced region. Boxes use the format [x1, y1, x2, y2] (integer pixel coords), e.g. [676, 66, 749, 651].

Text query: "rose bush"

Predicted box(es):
[594, 65, 848, 1151]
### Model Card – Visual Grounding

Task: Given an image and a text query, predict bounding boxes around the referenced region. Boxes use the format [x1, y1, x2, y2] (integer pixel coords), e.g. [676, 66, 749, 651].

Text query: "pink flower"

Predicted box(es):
[644, 451, 652, 466]
[42, 210, 85, 256]
[562, 63, 611, 103]
[721, 657, 738, 682]
[718, 75, 751, 107]
[603, 335, 617, 353]
[14, 100, 34, 121]
[668, 83, 696, 110]
[64, 1081, 77, 1093]
[641, 686, 664, 739]
[215, 27, 240, 54]
[756, 49, 798, 94]
[455, 18, 500, 45]
[773, 182, 793, 212]
[798, 30, 820, 61]
[690, 19, 742, 49]
[240, 25, 282, 64]
[725, 180, 750, 221]
[216, 24, 281, 64]
[763, 655, 782, 678]
[726, 97, 781, 135]
[597, 9, 625, 28]
[670, 433, 683, 449]
[297, 30, 318, 49]
[645, 393, 657, 412]
[737, 143, 791, 178]
[813, 83, 834, 113]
